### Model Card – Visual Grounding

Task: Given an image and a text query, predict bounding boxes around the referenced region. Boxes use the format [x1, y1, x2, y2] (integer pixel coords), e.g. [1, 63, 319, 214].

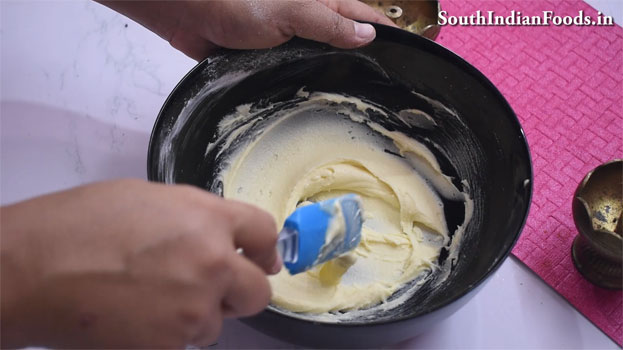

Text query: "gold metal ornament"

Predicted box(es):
[361, 0, 441, 40]
[572, 159, 622, 289]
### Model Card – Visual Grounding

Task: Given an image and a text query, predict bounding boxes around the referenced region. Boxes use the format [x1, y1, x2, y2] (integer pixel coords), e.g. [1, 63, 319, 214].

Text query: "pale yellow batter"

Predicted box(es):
[218, 92, 469, 316]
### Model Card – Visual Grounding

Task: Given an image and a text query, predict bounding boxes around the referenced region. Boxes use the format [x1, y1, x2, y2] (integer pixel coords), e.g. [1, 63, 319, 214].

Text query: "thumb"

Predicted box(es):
[284, 0, 376, 48]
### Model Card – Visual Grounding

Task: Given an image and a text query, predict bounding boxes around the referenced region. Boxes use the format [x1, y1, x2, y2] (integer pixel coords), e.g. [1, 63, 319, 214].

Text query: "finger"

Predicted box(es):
[270, 253, 282, 275]
[169, 30, 218, 61]
[221, 253, 272, 318]
[188, 306, 223, 348]
[221, 199, 279, 274]
[283, 0, 376, 48]
[320, 0, 399, 28]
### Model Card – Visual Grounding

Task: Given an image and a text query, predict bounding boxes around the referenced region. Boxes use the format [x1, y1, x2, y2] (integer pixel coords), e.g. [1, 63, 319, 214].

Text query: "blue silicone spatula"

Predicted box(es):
[276, 194, 363, 275]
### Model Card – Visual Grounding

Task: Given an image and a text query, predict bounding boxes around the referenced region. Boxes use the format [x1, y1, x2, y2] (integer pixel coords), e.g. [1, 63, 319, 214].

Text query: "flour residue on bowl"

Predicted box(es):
[214, 90, 473, 322]
[158, 70, 253, 184]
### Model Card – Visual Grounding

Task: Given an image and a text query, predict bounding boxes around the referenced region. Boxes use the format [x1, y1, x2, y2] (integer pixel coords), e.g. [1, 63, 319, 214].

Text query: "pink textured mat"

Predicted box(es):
[436, 0, 622, 345]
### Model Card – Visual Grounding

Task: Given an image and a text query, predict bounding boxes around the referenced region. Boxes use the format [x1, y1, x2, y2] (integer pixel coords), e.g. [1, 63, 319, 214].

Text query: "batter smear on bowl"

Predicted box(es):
[215, 91, 473, 318]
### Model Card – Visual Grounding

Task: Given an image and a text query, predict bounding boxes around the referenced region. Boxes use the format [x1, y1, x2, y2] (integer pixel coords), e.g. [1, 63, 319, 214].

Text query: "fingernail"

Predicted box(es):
[354, 22, 375, 42]
[270, 253, 282, 275]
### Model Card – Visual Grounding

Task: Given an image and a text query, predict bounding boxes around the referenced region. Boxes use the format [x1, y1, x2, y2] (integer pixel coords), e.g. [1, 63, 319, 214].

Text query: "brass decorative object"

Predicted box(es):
[572, 159, 622, 289]
[361, 0, 441, 40]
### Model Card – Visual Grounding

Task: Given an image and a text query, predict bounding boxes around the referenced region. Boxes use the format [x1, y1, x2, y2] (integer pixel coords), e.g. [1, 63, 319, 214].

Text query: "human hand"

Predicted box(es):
[98, 0, 397, 60]
[1, 179, 280, 349]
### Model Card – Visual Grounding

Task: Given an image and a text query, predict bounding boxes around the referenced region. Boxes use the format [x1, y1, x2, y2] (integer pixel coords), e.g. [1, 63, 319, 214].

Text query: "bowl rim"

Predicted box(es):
[147, 23, 534, 326]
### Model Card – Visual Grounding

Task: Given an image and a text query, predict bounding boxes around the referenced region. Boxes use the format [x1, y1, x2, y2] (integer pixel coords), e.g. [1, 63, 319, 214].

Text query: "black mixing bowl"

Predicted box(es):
[147, 24, 532, 348]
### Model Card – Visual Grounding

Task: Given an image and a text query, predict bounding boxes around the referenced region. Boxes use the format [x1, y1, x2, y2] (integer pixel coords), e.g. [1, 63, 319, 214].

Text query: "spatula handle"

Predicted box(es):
[276, 226, 298, 264]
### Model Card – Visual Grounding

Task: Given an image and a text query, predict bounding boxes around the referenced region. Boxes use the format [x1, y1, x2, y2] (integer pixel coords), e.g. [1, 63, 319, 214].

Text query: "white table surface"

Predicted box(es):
[0, 1, 619, 348]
